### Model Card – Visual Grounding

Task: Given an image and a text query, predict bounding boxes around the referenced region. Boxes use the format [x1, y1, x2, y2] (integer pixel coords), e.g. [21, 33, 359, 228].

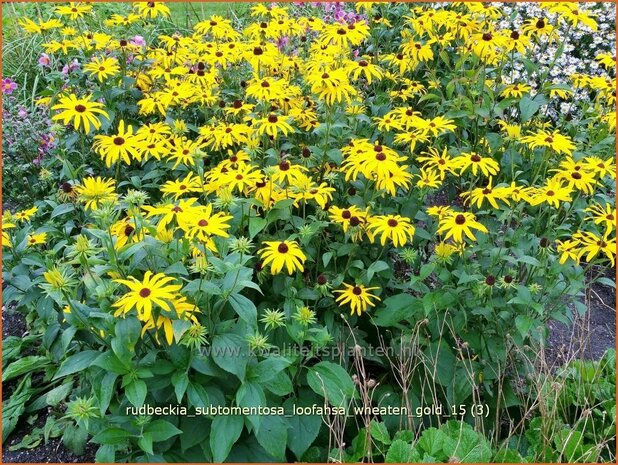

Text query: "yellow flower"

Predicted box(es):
[584, 203, 616, 231]
[573, 229, 616, 267]
[27, 232, 48, 247]
[55, 2, 93, 20]
[160, 172, 202, 200]
[51, 94, 109, 134]
[93, 120, 148, 167]
[528, 178, 572, 208]
[75, 177, 117, 210]
[437, 211, 488, 243]
[83, 56, 120, 82]
[180, 204, 233, 242]
[135, 2, 170, 18]
[334, 283, 381, 316]
[519, 129, 575, 156]
[367, 215, 415, 247]
[453, 152, 500, 177]
[113, 271, 182, 322]
[500, 83, 531, 99]
[258, 240, 307, 275]
[253, 114, 295, 139]
[14, 206, 38, 222]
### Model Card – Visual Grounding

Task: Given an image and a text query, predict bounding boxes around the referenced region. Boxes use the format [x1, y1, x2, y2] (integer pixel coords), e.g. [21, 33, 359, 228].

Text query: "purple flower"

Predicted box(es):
[17, 106, 27, 118]
[39, 53, 51, 67]
[130, 35, 146, 47]
[2, 78, 17, 95]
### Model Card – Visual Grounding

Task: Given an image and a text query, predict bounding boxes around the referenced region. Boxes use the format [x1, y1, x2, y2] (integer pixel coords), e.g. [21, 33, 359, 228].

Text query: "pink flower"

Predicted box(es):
[2, 78, 17, 95]
[39, 53, 51, 67]
[130, 35, 146, 47]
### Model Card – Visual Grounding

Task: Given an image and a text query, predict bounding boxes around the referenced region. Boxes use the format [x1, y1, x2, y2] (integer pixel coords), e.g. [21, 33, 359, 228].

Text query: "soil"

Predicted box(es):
[2, 414, 97, 463]
[547, 270, 616, 365]
[1, 308, 96, 463]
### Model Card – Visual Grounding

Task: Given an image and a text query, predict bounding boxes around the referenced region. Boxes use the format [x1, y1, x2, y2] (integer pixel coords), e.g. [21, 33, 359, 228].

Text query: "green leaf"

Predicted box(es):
[255, 415, 288, 460]
[370, 421, 391, 445]
[125, 379, 147, 407]
[98, 372, 118, 415]
[236, 382, 266, 432]
[2, 376, 34, 441]
[52, 350, 100, 380]
[144, 419, 182, 442]
[417, 427, 446, 459]
[50, 204, 75, 219]
[211, 333, 250, 381]
[515, 315, 535, 339]
[385, 439, 417, 463]
[172, 371, 189, 403]
[210, 414, 244, 463]
[164, 262, 188, 276]
[253, 356, 291, 383]
[92, 352, 130, 375]
[228, 294, 258, 329]
[45, 382, 73, 407]
[3, 356, 49, 382]
[307, 361, 356, 407]
[284, 396, 321, 460]
[249, 217, 267, 239]
[172, 320, 192, 343]
[92, 427, 131, 445]
[374, 294, 418, 327]
[138, 433, 154, 455]
[519, 95, 541, 122]
[187, 382, 210, 409]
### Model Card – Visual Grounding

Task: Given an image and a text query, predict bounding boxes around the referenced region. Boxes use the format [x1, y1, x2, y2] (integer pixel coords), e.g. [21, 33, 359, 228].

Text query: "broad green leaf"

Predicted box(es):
[125, 378, 147, 407]
[92, 427, 131, 445]
[370, 421, 391, 445]
[3, 356, 49, 382]
[144, 419, 182, 442]
[52, 350, 100, 380]
[307, 361, 356, 407]
[210, 414, 244, 462]
[255, 415, 288, 460]
[211, 333, 250, 381]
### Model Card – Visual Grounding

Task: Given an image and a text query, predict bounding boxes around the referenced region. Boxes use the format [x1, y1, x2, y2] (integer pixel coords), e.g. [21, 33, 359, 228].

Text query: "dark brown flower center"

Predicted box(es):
[268, 115, 278, 123]
[359, 60, 368, 66]
[279, 161, 290, 171]
[113, 137, 125, 145]
[124, 225, 135, 236]
[536, 19, 545, 29]
[198, 219, 209, 227]
[75, 104, 87, 113]
[349, 216, 360, 227]
[376, 152, 387, 161]
[471, 154, 482, 162]
[482, 32, 493, 41]
[253, 47, 263, 56]
[546, 190, 555, 196]
[277, 242, 289, 253]
[387, 218, 398, 227]
[139, 288, 151, 298]
[342, 209, 352, 219]
[352, 286, 362, 295]
[455, 214, 466, 225]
